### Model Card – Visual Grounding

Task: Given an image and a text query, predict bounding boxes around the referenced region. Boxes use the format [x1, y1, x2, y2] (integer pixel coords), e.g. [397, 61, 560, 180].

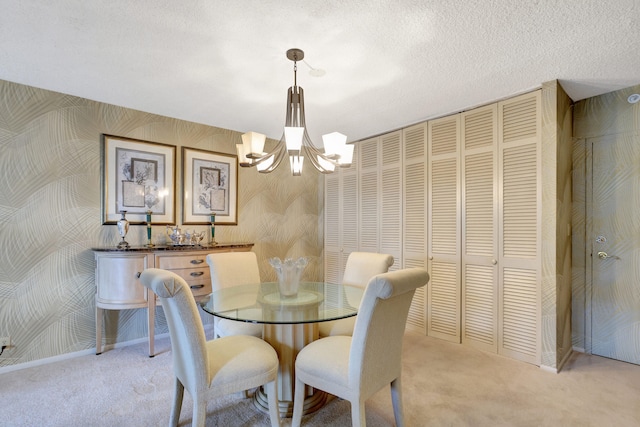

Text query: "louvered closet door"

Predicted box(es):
[324, 150, 358, 284]
[403, 123, 427, 333]
[340, 159, 359, 279]
[325, 173, 342, 284]
[380, 131, 402, 271]
[461, 104, 499, 353]
[359, 137, 380, 253]
[427, 116, 461, 343]
[498, 91, 541, 365]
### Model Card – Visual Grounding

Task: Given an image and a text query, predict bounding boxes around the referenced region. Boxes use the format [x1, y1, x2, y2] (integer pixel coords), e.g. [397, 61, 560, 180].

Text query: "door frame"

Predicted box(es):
[584, 137, 594, 355]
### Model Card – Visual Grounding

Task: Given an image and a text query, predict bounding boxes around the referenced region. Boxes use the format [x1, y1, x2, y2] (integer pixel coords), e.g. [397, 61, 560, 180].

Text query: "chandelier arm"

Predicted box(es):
[302, 131, 341, 163]
[302, 145, 338, 173]
[258, 141, 288, 173]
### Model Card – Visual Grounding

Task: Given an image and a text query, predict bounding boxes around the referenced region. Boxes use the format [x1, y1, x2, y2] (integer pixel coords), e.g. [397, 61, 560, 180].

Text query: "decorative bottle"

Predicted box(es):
[116, 210, 130, 249]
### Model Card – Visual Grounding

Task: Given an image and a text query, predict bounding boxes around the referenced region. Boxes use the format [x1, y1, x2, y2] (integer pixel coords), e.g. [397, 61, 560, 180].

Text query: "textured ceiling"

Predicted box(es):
[1, 0, 639, 144]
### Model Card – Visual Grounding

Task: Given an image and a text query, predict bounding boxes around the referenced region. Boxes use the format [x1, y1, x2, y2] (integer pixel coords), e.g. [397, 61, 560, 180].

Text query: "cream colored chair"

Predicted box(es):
[318, 252, 394, 338]
[292, 268, 429, 427]
[206, 252, 263, 338]
[139, 268, 281, 427]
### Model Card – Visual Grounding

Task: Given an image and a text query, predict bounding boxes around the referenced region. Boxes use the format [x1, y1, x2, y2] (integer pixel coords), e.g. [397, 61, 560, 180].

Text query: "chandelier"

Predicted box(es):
[236, 48, 354, 176]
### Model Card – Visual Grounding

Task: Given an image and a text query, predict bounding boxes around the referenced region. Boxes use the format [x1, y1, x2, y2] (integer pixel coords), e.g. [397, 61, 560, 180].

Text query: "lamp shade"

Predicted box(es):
[241, 132, 266, 158]
[236, 143, 252, 167]
[338, 143, 355, 166]
[284, 127, 304, 151]
[322, 132, 347, 158]
[289, 155, 304, 176]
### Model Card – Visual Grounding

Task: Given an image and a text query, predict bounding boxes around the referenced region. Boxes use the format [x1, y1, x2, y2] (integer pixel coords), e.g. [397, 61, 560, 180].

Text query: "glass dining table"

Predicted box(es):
[200, 281, 364, 416]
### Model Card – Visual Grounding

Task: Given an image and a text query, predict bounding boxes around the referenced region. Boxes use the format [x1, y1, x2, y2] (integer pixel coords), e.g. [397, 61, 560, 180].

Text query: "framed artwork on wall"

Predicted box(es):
[182, 147, 238, 225]
[101, 134, 176, 224]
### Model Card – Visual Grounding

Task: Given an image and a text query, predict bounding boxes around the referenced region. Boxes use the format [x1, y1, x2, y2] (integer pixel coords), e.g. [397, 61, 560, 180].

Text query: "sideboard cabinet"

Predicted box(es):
[93, 243, 254, 356]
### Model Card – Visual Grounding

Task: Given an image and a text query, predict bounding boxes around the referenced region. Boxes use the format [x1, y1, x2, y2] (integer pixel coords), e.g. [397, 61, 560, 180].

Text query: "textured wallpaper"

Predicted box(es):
[0, 79, 322, 368]
[572, 83, 640, 355]
[540, 81, 573, 370]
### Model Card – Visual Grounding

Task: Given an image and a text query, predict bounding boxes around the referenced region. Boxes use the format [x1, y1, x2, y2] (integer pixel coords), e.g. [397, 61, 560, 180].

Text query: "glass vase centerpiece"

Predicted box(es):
[269, 257, 308, 298]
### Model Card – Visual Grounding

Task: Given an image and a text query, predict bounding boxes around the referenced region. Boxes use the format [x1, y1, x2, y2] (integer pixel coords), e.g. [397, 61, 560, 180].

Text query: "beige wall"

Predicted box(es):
[0, 79, 322, 368]
[540, 80, 573, 370]
[571, 82, 640, 352]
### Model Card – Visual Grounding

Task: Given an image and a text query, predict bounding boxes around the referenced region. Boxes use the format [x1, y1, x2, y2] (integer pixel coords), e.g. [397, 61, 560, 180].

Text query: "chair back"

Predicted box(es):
[206, 252, 261, 291]
[139, 268, 208, 396]
[349, 268, 429, 396]
[342, 252, 394, 289]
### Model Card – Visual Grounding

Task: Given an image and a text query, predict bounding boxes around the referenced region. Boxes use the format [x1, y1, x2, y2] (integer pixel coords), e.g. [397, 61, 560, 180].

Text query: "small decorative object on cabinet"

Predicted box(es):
[210, 213, 216, 245]
[93, 243, 254, 357]
[116, 210, 130, 249]
[145, 210, 154, 247]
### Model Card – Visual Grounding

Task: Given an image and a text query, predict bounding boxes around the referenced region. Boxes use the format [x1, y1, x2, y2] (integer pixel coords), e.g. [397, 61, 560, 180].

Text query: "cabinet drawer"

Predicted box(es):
[188, 280, 212, 297]
[171, 266, 210, 286]
[147, 268, 212, 298]
[156, 254, 207, 269]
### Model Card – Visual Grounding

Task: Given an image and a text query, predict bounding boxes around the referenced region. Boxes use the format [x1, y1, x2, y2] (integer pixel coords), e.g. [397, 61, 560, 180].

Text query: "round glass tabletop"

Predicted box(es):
[199, 281, 364, 324]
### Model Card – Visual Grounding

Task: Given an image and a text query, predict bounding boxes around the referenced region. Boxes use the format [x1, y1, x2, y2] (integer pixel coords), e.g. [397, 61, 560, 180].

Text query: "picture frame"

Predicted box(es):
[182, 147, 238, 225]
[101, 134, 176, 225]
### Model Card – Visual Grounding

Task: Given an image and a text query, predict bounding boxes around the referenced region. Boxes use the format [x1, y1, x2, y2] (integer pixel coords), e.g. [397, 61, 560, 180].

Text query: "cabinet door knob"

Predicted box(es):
[190, 259, 204, 265]
[190, 284, 205, 289]
[492, 259, 497, 265]
[190, 271, 204, 277]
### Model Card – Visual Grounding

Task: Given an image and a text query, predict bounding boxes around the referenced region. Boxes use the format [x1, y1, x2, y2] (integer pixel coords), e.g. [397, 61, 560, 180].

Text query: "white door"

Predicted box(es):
[427, 115, 461, 343]
[591, 133, 640, 365]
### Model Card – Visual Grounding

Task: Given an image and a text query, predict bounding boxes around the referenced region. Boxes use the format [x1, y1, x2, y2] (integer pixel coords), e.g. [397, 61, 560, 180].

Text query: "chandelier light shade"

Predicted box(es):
[237, 48, 353, 176]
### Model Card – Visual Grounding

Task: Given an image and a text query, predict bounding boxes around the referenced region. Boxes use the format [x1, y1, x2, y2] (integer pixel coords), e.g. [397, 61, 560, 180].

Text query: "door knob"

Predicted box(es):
[597, 251, 620, 260]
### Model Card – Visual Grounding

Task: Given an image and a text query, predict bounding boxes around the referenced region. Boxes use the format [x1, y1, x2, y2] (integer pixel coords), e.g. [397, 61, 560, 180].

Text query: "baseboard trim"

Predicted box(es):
[539, 364, 558, 374]
[0, 331, 172, 375]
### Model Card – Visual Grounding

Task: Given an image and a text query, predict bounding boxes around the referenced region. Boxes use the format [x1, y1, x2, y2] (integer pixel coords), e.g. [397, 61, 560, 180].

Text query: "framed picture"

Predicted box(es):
[101, 134, 176, 224]
[182, 147, 238, 225]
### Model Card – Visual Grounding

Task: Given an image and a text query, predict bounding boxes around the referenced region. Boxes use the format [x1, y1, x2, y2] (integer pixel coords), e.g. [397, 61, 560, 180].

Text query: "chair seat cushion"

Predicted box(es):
[206, 335, 278, 395]
[295, 336, 352, 396]
[217, 318, 262, 337]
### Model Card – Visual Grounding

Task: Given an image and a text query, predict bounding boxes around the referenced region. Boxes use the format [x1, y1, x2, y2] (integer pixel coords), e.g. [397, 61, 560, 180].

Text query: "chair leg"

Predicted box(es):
[390, 377, 405, 427]
[291, 377, 306, 427]
[265, 380, 281, 427]
[192, 397, 207, 427]
[170, 378, 184, 427]
[351, 399, 366, 427]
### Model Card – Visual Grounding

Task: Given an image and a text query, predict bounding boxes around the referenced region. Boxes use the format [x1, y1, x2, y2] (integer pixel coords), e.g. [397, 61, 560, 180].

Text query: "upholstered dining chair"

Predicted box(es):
[206, 252, 263, 338]
[139, 268, 281, 427]
[292, 268, 429, 427]
[318, 252, 394, 338]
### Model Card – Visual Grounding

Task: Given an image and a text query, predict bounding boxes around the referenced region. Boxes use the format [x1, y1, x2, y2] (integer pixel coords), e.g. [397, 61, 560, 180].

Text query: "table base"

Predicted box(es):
[253, 387, 327, 417]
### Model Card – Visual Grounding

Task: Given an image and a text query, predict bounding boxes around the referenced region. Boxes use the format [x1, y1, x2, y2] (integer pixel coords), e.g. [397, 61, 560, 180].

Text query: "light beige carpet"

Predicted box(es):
[1, 331, 639, 426]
